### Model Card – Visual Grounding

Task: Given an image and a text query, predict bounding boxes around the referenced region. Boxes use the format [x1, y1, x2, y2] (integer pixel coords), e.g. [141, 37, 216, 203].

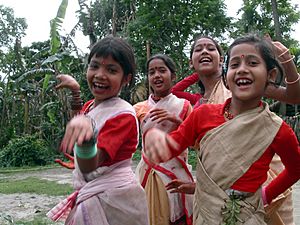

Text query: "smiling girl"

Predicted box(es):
[48, 36, 149, 225]
[144, 35, 300, 224]
[134, 54, 194, 225]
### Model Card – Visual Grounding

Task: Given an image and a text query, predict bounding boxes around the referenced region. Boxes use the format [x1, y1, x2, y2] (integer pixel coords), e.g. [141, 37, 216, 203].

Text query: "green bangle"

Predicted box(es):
[74, 143, 97, 159]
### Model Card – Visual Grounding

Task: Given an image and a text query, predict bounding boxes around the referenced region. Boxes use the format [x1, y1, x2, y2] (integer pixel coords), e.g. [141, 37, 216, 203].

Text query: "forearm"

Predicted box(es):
[76, 145, 107, 173]
[172, 72, 199, 92]
[264, 169, 299, 204]
[70, 90, 83, 117]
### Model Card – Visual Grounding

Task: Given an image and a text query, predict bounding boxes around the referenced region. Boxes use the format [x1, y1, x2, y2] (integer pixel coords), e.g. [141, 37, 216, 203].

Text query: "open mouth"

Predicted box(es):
[93, 82, 109, 90]
[236, 78, 253, 87]
[199, 57, 212, 63]
[153, 80, 163, 85]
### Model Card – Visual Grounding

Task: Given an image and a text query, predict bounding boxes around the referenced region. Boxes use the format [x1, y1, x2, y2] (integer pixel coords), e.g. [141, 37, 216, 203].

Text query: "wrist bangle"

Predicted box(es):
[285, 73, 300, 85]
[280, 55, 295, 64]
[278, 49, 289, 58]
[75, 143, 97, 159]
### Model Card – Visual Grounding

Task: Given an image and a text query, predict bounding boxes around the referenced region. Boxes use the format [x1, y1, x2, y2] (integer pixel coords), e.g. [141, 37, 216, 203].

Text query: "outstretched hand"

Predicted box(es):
[54, 153, 75, 169]
[149, 108, 182, 125]
[264, 34, 289, 59]
[144, 128, 178, 164]
[56, 74, 80, 91]
[166, 179, 196, 194]
[60, 115, 94, 153]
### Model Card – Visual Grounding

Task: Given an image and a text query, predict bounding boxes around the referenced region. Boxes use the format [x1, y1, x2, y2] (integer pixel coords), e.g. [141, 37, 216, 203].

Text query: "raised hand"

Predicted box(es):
[56, 74, 80, 91]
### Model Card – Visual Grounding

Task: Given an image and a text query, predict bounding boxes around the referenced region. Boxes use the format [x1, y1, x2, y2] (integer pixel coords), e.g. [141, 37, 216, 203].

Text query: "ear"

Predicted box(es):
[268, 68, 277, 83]
[219, 56, 224, 67]
[122, 74, 132, 86]
[189, 59, 194, 69]
[171, 73, 176, 82]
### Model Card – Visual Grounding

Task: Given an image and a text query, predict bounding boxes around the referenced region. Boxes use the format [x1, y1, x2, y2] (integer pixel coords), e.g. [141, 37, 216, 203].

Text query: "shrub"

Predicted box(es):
[0, 135, 58, 167]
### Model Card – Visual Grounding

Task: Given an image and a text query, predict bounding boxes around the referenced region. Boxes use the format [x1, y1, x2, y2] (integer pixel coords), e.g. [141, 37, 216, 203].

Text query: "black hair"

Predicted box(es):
[222, 34, 284, 89]
[88, 36, 136, 86]
[189, 35, 224, 59]
[190, 35, 224, 95]
[146, 53, 177, 94]
[146, 53, 177, 74]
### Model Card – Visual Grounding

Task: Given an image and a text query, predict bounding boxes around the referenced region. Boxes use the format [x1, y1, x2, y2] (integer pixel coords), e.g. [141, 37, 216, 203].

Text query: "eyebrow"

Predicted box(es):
[195, 43, 216, 48]
[230, 54, 260, 61]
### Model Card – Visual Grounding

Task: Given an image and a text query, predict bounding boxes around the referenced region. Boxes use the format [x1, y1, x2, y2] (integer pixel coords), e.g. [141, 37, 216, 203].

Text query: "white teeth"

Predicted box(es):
[200, 57, 211, 63]
[94, 83, 107, 88]
[236, 79, 252, 86]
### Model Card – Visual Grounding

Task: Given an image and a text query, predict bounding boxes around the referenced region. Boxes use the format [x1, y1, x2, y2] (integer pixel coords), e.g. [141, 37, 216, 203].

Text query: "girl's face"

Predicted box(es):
[87, 55, 131, 106]
[226, 43, 275, 104]
[191, 38, 222, 75]
[148, 58, 175, 97]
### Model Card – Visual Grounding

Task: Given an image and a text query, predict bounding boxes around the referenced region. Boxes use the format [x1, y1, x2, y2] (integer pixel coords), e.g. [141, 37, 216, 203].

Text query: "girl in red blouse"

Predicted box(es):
[48, 36, 149, 225]
[144, 34, 300, 225]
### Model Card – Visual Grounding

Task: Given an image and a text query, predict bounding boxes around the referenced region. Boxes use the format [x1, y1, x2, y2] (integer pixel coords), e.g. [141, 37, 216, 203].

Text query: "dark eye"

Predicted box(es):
[148, 70, 155, 76]
[229, 61, 239, 68]
[194, 47, 202, 52]
[88, 62, 98, 70]
[249, 60, 259, 66]
[107, 67, 117, 74]
[208, 46, 216, 51]
[159, 69, 167, 73]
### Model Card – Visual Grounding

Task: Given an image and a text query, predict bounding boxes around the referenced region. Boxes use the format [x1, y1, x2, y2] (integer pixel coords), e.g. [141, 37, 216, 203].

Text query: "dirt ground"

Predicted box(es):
[1, 167, 299, 224]
[0, 167, 72, 224]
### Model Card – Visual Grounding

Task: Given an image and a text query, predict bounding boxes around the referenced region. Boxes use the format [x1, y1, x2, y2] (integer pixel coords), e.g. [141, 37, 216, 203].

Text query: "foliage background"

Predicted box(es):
[0, 0, 299, 167]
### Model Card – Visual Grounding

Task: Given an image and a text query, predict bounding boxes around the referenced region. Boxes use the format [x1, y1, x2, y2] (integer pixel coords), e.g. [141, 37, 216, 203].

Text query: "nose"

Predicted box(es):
[236, 61, 249, 75]
[94, 67, 106, 79]
[153, 70, 161, 78]
[201, 47, 209, 55]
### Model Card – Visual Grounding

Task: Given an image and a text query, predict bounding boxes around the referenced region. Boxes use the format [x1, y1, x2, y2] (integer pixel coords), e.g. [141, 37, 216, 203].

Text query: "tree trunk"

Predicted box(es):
[271, 0, 281, 41]
[112, 0, 117, 36]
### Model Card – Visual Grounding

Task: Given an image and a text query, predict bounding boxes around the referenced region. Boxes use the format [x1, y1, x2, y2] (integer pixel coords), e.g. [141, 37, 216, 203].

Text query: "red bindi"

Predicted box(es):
[240, 54, 245, 59]
[100, 59, 107, 65]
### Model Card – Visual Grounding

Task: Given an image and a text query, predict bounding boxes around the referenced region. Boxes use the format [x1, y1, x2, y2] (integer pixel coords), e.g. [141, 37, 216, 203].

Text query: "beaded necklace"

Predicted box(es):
[224, 103, 234, 120]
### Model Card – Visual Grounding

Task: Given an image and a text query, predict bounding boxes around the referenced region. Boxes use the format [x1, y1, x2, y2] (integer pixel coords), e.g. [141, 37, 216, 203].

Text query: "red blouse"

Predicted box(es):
[168, 99, 300, 204]
[82, 100, 138, 167]
[171, 72, 202, 106]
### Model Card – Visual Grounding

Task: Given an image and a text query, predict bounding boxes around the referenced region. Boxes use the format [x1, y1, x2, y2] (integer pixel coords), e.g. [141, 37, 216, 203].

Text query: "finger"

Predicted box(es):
[264, 33, 272, 41]
[151, 115, 166, 122]
[149, 108, 164, 113]
[55, 83, 63, 90]
[63, 153, 74, 161]
[166, 180, 181, 189]
[68, 127, 81, 149]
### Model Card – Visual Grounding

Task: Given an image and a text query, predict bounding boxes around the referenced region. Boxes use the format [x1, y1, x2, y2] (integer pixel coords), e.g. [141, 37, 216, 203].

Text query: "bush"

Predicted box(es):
[0, 135, 58, 167]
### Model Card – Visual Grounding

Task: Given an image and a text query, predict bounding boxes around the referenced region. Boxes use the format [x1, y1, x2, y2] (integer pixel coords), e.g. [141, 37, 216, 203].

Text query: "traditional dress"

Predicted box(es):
[168, 99, 300, 224]
[48, 97, 149, 225]
[134, 93, 194, 225]
[172, 74, 296, 224]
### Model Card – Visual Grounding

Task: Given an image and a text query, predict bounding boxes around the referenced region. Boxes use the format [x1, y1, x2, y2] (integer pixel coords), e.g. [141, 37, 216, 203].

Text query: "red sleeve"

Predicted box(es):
[97, 114, 138, 165]
[171, 72, 202, 105]
[168, 104, 224, 158]
[265, 122, 300, 203]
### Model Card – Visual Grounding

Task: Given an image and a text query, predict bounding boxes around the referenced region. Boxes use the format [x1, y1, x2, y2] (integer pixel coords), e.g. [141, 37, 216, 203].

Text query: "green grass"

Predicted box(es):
[0, 177, 72, 195]
[132, 147, 197, 170]
[0, 164, 60, 174]
[188, 149, 197, 170]
[132, 148, 142, 161]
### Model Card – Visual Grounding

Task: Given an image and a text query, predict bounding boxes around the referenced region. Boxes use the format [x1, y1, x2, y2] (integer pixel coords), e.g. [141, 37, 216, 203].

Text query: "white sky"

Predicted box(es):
[0, 0, 299, 53]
